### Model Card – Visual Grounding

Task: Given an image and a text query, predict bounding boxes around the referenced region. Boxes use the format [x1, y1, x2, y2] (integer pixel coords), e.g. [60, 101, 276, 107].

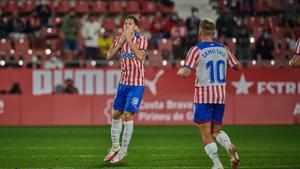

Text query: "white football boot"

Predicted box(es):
[103, 147, 120, 162]
[228, 144, 240, 169]
[110, 149, 127, 164]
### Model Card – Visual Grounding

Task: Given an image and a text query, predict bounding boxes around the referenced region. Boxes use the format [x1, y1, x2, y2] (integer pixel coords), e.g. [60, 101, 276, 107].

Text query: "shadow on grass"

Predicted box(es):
[92, 162, 127, 168]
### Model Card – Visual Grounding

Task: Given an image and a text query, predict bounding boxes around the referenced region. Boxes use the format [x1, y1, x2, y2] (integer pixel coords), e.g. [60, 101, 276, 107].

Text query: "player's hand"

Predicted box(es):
[177, 68, 185, 77]
[124, 28, 133, 41]
[118, 31, 126, 47]
[177, 67, 192, 77]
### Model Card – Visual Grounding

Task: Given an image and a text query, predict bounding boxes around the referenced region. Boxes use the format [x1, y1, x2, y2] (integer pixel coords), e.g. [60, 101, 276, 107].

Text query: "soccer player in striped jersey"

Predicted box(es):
[103, 15, 148, 164]
[290, 37, 300, 67]
[177, 19, 241, 169]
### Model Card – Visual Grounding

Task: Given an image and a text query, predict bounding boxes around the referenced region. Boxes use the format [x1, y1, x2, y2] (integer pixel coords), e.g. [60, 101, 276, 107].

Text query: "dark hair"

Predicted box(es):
[200, 18, 215, 35]
[124, 15, 139, 25]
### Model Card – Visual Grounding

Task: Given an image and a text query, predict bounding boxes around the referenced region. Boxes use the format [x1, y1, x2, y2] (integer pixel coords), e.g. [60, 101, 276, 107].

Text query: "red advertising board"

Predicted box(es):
[0, 67, 299, 125]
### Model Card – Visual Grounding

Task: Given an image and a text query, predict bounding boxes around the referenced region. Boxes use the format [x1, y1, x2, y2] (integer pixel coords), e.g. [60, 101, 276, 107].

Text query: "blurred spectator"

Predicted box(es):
[6, 12, 25, 39]
[241, 0, 255, 18]
[162, 12, 178, 38]
[272, 43, 287, 65]
[0, 83, 22, 94]
[36, 0, 52, 27]
[0, 15, 7, 38]
[171, 18, 187, 62]
[98, 32, 112, 57]
[185, 6, 200, 47]
[255, 29, 275, 60]
[81, 14, 102, 60]
[63, 79, 78, 94]
[235, 18, 252, 60]
[8, 83, 22, 94]
[27, 53, 42, 68]
[62, 10, 80, 54]
[283, 0, 299, 27]
[43, 55, 64, 69]
[6, 55, 19, 68]
[53, 84, 63, 94]
[161, 0, 175, 7]
[150, 12, 164, 49]
[216, 9, 237, 38]
[24, 12, 42, 48]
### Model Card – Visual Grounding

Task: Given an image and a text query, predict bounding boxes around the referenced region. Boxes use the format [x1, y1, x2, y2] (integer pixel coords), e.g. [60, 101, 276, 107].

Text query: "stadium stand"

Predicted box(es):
[0, 0, 298, 69]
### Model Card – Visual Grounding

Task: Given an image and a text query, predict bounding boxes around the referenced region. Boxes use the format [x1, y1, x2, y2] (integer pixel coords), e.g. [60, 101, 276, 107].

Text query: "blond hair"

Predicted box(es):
[200, 18, 215, 36]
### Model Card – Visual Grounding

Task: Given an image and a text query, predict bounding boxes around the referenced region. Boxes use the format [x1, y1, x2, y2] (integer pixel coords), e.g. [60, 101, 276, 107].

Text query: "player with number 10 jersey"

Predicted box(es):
[185, 41, 238, 105]
[177, 18, 240, 169]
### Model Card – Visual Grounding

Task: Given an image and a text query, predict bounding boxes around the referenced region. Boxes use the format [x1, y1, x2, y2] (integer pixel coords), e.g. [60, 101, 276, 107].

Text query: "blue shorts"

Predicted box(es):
[113, 83, 144, 113]
[194, 104, 225, 124]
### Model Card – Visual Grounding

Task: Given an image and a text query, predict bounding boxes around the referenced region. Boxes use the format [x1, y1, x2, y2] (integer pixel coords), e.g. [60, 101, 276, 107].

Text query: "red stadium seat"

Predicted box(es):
[108, 1, 123, 14]
[14, 38, 30, 53]
[0, 38, 12, 55]
[46, 39, 61, 52]
[2, 0, 18, 15]
[147, 49, 163, 67]
[272, 42, 286, 61]
[91, 0, 107, 14]
[160, 6, 173, 14]
[102, 18, 116, 31]
[271, 0, 284, 12]
[22, 0, 36, 14]
[125, 1, 140, 13]
[64, 51, 74, 61]
[255, 0, 269, 13]
[271, 27, 284, 40]
[158, 38, 173, 53]
[247, 17, 259, 28]
[56, 0, 71, 15]
[141, 1, 157, 14]
[50, 16, 64, 27]
[139, 15, 151, 31]
[75, 0, 89, 14]
[266, 16, 278, 28]
[42, 27, 60, 39]
[14, 38, 31, 65]
[252, 27, 263, 39]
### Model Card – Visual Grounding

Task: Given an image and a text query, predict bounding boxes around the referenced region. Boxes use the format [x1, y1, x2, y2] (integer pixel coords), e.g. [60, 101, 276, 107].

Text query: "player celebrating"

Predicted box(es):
[290, 37, 300, 67]
[177, 19, 241, 169]
[103, 15, 148, 164]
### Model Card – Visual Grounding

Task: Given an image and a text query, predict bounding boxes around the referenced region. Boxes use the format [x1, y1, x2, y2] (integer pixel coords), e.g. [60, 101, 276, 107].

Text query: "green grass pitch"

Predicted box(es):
[0, 125, 300, 169]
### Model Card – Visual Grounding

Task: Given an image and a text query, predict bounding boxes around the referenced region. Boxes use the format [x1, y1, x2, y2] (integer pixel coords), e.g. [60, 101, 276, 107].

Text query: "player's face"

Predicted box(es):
[123, 19, 137, 33]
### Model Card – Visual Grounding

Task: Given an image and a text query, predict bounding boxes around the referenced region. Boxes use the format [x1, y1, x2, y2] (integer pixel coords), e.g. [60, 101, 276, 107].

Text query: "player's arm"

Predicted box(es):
[226, 48, 241, 71]
[290, 38, 300, 67]
[177, 46, 200, 78]
[106, 37, 125, 60]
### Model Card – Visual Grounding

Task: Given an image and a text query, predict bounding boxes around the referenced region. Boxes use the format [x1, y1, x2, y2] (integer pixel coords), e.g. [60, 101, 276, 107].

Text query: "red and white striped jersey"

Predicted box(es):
[112, 34, 148, 86]
[295, 37, 300, 56]
[184, 41, 239, 104]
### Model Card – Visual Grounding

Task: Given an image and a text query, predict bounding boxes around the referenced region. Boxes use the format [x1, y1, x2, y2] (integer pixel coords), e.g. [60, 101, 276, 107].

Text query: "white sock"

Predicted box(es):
[121, 120, 134, 152]
[204, 142, 222, 166]
[111, 119, 122, 149]
[216, 131, 232, 151]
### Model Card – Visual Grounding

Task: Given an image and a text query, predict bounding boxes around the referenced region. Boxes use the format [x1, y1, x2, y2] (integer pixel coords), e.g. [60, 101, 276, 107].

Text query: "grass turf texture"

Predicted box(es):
[0, 126, 300, 169]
